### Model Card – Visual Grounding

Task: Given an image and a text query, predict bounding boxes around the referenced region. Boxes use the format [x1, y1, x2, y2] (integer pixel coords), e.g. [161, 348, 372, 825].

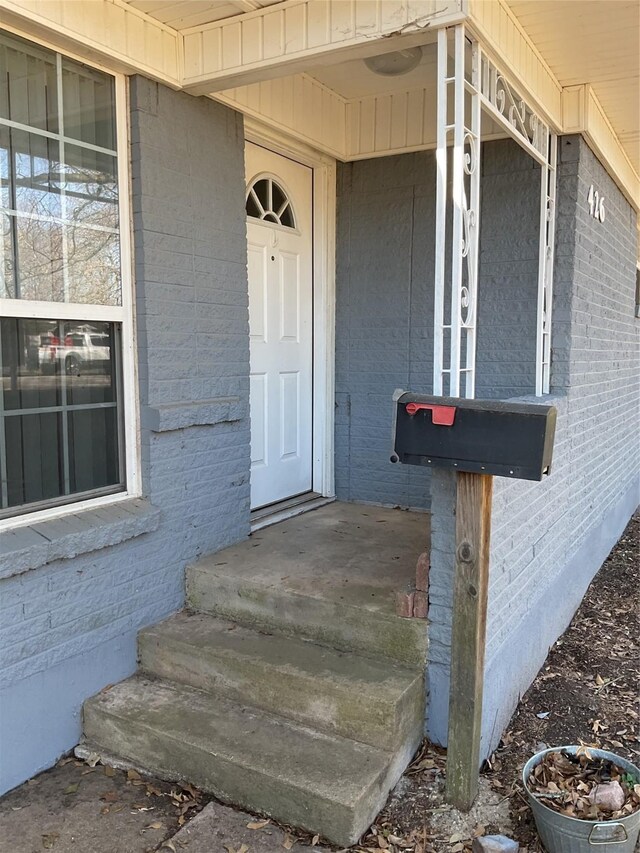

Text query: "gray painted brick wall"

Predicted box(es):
[476, 142, 540, 399]
[426, 135, 640, 755]
[0, 78, 250, 794]
[335, 154, 434, 509]
[335, 139, 542, 507]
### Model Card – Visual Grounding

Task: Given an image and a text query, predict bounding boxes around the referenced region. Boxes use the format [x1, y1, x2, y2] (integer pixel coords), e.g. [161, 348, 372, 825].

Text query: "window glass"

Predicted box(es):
[1, 214, 16, 298]
[14, 216, 65, 301]
[66, 227, 120, 305]
[0, 32, 59, 132]
[61, 58, 116, 151]
[5, 412, 63, 507]
[246, 177, 296, 229]
[68, 407, 119, 493]
[0, 126, 62, 218]
[0, 316, 123, 515]
[0, 30, 120, 307]
[2, 317, 62, 410]
[62, 145, 118, 230]
[0, 30, 127, 518]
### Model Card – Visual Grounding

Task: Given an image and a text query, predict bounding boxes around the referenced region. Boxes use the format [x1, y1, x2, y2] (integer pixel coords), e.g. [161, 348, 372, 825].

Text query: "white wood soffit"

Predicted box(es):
[215, 74, 510, 163]
[181, 0, 467, 94]
[467, 0, 639, 210]
[0, 0, 180, 85]
[563, 85, 640, 212]
[215, 73, 346, 159]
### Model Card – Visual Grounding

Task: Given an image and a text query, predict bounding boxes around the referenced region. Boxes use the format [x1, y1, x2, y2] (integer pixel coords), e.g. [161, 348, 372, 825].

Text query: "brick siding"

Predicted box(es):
[0, 78, 250, 794]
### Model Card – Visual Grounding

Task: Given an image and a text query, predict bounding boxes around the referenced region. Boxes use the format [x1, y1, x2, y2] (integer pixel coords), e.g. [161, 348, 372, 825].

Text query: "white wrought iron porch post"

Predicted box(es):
[536, 133, 557, 395]
[449, 25, 465, 397]
[477, 48, 556, 397]
[433, 26, 448, 396]
[434, 24, 481, 400]
[465, 38, 482, 398]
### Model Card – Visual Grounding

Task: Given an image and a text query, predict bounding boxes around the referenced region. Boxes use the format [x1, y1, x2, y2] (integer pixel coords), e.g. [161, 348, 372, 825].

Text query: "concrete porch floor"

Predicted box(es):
[209, 500, 431, 614]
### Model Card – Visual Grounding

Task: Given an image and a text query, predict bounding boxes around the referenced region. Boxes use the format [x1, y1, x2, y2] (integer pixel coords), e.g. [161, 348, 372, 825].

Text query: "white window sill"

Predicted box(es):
[0, 498, 161, 580]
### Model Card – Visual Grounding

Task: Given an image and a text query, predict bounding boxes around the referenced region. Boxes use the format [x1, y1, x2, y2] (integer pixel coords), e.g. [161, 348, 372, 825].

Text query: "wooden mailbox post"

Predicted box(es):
[445, 471, 493, 810]
[391, 391, 557, 811]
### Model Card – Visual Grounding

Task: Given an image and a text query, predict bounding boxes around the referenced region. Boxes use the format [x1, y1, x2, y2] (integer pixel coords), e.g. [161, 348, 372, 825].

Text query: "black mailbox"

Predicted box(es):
[391, 391, 557, 481]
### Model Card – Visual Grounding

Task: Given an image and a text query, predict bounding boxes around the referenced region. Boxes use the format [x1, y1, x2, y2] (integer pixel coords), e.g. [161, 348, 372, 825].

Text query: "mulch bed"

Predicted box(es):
[484, 510, 640, 850]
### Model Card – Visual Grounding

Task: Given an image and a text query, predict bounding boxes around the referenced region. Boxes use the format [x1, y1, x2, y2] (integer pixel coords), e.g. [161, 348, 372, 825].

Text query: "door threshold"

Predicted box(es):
[251, 493, 335, 532]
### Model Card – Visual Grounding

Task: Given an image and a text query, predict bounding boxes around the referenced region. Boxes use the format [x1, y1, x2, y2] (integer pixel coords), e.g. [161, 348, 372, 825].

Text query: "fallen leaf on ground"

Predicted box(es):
[104, 766, 116, 777]
[283, 833, 296, 849]
[247, 818, 270, 829]
[147, 821, 164, 829]
[100, 791, 119, 802]
[42, 834, 59, 849]
[127, 769, 141, 781]
[311, 835, 320, 846]
[63, 783, 79, 794]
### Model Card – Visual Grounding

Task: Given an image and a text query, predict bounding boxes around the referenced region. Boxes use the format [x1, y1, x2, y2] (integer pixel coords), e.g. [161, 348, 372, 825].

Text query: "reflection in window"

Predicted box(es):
[0, 317, 122, 514]
[0, 29, 128, 519]
[0, 29, 121, 306]
[246, 177, 296, 228]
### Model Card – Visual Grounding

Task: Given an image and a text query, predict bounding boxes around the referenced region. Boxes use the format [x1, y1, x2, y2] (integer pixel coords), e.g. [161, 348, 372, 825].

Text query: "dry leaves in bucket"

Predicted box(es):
[527, 749, 640, 821]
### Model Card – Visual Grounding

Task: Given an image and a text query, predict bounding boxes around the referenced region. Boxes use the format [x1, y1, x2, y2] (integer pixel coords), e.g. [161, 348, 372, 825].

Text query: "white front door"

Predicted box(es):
[246, 143, 313, 510]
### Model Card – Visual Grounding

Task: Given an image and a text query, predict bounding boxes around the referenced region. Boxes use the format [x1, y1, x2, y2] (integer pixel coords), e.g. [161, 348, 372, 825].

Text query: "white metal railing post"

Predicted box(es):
[464, 38, 482, 399]
[449, 24, 466, 398]
[535, 132, 557, 395]
[433, 27, 448, 396]
[433, 24, 481, 400]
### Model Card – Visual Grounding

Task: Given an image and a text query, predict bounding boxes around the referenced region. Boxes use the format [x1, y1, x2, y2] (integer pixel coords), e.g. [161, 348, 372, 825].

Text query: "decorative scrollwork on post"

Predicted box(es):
[480, 57, 550, 162]
[463, 132, 478, 176]
[460, 203, 477, 327]
[460, 125, 479, 332]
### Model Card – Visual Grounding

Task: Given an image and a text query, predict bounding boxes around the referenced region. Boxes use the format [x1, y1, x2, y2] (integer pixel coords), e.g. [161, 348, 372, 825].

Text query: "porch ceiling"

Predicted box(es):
[507, 0, 639, 177]
[118, 1, 638, 183]
[124, 0, 284, 31]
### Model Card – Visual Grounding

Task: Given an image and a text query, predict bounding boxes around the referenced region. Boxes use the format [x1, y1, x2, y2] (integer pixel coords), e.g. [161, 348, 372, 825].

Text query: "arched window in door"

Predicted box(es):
[246, 176, 296, 228]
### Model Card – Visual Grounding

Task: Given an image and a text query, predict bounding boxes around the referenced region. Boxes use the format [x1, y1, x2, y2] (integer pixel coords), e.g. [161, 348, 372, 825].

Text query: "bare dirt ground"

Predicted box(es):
[1, 513, 637, 853]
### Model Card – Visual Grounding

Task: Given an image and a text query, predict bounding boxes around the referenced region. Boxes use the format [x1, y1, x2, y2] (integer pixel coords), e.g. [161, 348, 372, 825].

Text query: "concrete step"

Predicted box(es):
[82, 675, 415, 847]
[138, 612, 424, 751]
[186, 561, 428, 667]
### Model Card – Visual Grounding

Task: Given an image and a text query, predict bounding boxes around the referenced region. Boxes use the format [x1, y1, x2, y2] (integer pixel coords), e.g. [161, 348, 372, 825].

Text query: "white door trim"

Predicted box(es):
[244, 118, 336, 500]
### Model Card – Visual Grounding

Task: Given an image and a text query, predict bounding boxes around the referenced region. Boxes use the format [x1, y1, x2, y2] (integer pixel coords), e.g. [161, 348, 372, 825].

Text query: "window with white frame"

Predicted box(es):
[0, 30, 133, 519]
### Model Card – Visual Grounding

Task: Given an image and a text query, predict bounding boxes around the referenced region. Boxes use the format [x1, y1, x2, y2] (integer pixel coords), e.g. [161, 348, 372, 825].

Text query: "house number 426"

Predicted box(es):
[587, 185, 605, 222]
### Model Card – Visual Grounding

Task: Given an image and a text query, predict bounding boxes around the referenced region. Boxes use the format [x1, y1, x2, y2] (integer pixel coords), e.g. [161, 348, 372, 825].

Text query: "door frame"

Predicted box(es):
[244, 118, 336, 500]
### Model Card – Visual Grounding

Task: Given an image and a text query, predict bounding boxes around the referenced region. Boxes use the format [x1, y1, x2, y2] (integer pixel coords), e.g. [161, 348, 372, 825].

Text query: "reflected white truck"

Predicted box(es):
[38, 326, 111, 376]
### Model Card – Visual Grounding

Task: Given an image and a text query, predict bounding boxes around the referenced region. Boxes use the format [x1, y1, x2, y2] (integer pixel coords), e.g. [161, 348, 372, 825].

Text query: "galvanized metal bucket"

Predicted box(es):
[522, 746, 640, 853]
